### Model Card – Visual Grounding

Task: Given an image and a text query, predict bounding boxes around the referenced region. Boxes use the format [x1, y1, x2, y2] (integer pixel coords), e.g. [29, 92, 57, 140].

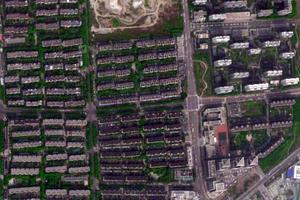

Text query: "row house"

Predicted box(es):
[60, 8, 79, 16]
[36, 8, 59, 17]
[4, 26, 28, 35]
[11, 130, 41, 137]
[7, 51, 38, 59]
[7, 62, 40, 71]
[36, 0, 58, 4]
[36, 22, 60, 31]
[5, 0, 28, 7]
[23, 88, 43, 96]
[6, 13, 30, 20]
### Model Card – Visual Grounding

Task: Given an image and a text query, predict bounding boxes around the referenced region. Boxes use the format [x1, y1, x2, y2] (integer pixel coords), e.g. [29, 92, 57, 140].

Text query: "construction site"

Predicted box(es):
[90, 0, 174, 33]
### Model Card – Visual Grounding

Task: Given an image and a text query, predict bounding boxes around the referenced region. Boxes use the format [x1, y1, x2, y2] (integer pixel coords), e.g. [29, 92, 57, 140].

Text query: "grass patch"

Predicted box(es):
[145, 141, 165, 148]
[111, 18, 121, 27]
[0, 85, 5, 101]
[93, 153, 100, 179]
[193, 51, 212, 96]
[193, 61, 212, 96]
[291, 99, 300, 151]
[44, 173, 62, 188]
[87, 123, 97, 149]
[232, 130, 269, 150]
[193, 51, 210, 63]
[86, 73, 94, 102]
[149, 167, 174, 183]
[241, 101, 266, 117]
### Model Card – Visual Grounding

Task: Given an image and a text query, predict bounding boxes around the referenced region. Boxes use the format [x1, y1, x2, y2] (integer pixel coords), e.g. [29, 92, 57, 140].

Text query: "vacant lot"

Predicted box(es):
[228, 173, 260, 199]
[91, 0, 182, 35]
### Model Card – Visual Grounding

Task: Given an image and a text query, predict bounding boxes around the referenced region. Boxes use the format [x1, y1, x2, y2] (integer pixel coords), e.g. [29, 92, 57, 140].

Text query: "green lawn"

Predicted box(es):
[145, 141, 165, 148]
[93, 153, 100, 179]
[241, 101, 266, 117]
[149, 167, 174, 183]
[111, 18, 121, 27]
[232, 130, 269, 150]
[252, 130, 269, 148]
[87, 123, 97, 150]
[86, 73, 94, 102]
[193, 51, 210, 63]
[0, 157, 3, 175]
[44, 173, 62, 188]
[193, 51, 212, 96]
[291, 99, 300, 151]
[232, 132, 250, 150]
[193, 61, 212, 96]
[0, 85, 5, 101]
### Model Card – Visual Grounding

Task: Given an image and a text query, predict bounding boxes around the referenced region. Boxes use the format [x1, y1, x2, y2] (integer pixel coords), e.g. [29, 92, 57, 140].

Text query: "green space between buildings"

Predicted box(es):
[148, 167, 174, 183]
[81, 0, 92, 69]
[233, 130, 269, 150]
[240, 101, 266, 117]
[0, 85, 5, 101]
[193, 51, 212, 96]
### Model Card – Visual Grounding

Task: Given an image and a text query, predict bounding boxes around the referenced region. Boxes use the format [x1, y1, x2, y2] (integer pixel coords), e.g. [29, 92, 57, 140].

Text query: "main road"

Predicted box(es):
[182, 0, 209, 199]
[191, 16, 300, 32]
[197, 88, 300, 106]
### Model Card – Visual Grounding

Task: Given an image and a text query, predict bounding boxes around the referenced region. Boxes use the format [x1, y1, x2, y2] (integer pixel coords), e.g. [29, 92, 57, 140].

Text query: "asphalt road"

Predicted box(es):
[197, 88, 300, 107]
[192, 17, 297, 32]
[182, 0, 209, 199]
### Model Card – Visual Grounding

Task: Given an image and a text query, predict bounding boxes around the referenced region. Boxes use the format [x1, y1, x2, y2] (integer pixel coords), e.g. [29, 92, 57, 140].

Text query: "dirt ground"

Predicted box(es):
[228, 171, 260, 199]
[90, 0, 174, 33]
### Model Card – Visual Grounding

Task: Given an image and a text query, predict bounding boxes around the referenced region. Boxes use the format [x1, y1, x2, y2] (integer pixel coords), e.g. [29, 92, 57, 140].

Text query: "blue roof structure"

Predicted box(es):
[287, 166, 295, 179]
